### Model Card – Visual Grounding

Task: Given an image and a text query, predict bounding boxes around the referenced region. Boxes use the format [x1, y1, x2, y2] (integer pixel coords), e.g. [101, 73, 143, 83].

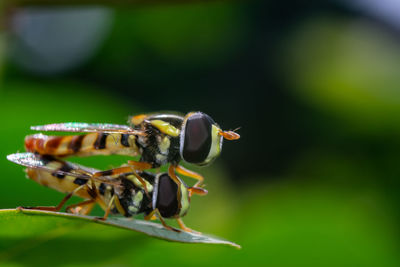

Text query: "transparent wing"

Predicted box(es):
[7, 152, 96, 178]
[7, 152, 121, 186]
[7, 153, 121, 185]
[31, 122, 145, 135]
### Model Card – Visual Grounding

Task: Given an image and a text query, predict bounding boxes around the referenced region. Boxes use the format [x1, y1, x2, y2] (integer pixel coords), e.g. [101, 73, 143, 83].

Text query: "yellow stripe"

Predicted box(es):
[114, 196, 126, 216]
[45, 136, 73, 155]
[80, 133, 98, 152]
[179, 184, 190, 217]
[26, 168, 90, 198]
[126, 174, 153, 192]
[105, 134, 124, 149]
[150, 120, 180, 137]
[204, 124, 222, 164]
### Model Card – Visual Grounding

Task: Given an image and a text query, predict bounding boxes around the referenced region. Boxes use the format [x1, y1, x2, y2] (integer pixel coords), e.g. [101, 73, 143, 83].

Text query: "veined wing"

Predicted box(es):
[31, 122, 145, 135]
[7, 152, 96, 178]
[7, 153, 120, 185]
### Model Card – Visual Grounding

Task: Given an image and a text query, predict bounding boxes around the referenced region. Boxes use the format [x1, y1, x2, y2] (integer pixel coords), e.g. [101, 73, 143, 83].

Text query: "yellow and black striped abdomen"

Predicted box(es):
[25, 133, 139, 157]
[26, 167, 92, 200]
[24, 157, 112, 212]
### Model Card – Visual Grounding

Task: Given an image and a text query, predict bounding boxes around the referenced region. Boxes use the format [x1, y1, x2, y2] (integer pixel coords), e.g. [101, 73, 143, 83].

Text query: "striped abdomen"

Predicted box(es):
[25, 157, 113, 211]
[26, 160, 152, 216]
[25, 133, 139, 157]
[26, 168, 93, 199]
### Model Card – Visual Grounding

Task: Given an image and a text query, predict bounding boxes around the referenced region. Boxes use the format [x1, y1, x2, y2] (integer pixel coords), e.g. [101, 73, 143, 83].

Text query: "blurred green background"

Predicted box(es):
[2, 0, 400, 266]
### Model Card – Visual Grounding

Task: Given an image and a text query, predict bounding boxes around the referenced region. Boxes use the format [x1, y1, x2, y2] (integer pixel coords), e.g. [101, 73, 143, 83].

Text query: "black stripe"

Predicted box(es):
[94, 133, 108, 149]
[73, 178, 88, 185]
[52, 163, 73, 179]
[69, 135, 85, 152]
[99, 183, 106, 195]
[52, 172, 65, 179]
[99, 170, 113, 176]
[121, 134, 130, 147]
[139, 171, 156, 184]
[40, 154, 56, 165]
[88, 187, 97, 199]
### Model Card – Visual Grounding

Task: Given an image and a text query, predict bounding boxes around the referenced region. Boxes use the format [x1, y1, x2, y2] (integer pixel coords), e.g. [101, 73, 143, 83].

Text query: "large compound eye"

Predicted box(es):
[155, 174, 179, 218]
[181, 112, 215, 164]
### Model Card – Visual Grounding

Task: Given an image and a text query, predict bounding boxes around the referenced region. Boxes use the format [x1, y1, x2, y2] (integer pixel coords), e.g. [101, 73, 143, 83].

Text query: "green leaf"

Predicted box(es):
[0, 208, 240, 255]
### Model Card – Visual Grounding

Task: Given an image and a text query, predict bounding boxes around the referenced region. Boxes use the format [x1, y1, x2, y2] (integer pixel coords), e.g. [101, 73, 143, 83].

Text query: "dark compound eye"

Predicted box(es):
[156, 174, 179, 218]
[181, 112, 215, 164]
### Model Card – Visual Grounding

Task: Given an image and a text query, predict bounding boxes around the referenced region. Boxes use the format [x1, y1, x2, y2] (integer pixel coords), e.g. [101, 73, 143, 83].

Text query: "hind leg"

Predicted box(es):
[66, 199, 96, 215]
[20, 184, 86, 212]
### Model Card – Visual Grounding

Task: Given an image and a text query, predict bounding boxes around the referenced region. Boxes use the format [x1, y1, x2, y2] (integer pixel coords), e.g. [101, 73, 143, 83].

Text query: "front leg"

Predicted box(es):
[172, 165, 205, 188]
[93, 161, 152, 178]
[176, 218, 201, 234]
[92, 161, 153, 196]
[145, 208, 180, 232]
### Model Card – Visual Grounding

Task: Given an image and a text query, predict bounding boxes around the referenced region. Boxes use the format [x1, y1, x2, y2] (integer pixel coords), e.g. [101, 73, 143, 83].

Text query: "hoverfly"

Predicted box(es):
[24, 112, 240, 188]
[7, 152, 207, 232]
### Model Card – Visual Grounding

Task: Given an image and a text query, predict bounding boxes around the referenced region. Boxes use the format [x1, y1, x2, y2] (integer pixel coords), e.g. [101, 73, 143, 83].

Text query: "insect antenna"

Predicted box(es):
[219, 126, 241, 140]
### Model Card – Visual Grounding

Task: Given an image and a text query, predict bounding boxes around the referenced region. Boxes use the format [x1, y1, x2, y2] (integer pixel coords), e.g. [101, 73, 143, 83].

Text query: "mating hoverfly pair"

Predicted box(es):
[7, 112, 240, 232]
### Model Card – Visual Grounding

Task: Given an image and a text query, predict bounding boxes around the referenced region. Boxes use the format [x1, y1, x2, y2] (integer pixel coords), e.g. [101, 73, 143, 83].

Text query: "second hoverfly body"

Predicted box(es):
[25, 112, 240, 187]
[7, 152, 207, 232]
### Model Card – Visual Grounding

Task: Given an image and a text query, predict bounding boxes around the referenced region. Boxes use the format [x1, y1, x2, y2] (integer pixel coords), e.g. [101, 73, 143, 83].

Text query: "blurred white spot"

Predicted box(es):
[351, 0, 400, 29]
[10, 7, 113, 75]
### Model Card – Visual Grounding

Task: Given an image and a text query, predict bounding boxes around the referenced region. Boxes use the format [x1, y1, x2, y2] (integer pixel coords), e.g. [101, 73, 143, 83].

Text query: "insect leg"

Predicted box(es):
[92, 166, 134, 178]
[65, 199, 96, 215]
[93, 161, 151, 178]
[131, 172, 151, 197]
[93, 161, 152, 196]
[127, 161, 153, 195]
[172, 165, 205, 188]
[168, 165, 183, 186]
[96, 195, 116, 221]
[126, 160, 152, 170]
[21, 184, 87, 212]
[176, 218, 200, 234]
[144, 209, 180, 232]
[130, 114, 148, 125]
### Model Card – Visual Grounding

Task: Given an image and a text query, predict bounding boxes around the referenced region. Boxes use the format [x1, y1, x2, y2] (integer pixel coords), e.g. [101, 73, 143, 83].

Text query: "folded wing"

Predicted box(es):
[31, 122, 145, 135]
